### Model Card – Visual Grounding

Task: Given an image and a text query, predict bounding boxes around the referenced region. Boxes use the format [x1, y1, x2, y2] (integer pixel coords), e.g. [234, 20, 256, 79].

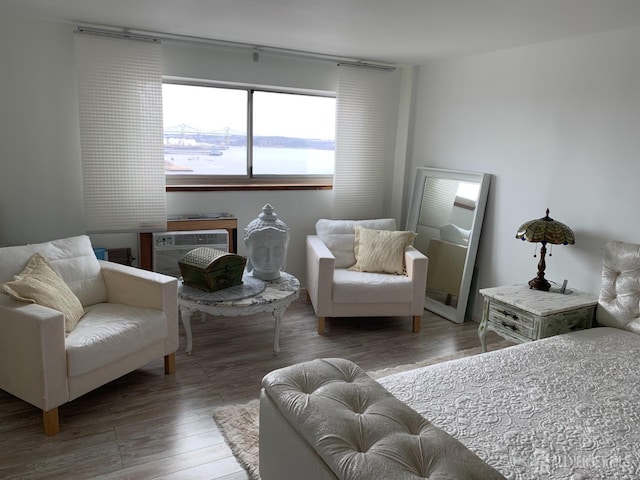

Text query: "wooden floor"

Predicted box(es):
[0, 294, 508, 479]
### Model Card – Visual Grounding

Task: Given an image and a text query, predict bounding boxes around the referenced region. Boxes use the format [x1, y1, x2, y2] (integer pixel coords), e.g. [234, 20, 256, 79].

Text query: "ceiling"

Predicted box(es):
[6, 0, 640, 65]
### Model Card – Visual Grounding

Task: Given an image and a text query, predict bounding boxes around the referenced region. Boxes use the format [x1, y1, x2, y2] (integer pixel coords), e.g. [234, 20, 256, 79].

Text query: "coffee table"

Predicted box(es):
[178, 271, 300, 354]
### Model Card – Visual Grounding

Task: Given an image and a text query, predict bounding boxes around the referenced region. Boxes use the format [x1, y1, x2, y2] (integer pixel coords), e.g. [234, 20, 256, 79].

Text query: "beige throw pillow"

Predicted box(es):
[1, 253, 85, 333]
[350, 226, 417, 275]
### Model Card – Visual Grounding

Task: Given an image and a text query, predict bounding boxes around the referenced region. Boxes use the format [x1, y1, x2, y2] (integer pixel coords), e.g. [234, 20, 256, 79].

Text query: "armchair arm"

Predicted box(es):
[306, 236, 336, 317]
[404, 246, 429, 314]
[0, 296, 68, 411]
[98, 261, 178, 353]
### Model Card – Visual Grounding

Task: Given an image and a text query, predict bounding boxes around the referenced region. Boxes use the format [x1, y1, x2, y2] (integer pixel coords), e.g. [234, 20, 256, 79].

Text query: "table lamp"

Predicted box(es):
[516, 208, 574, 291]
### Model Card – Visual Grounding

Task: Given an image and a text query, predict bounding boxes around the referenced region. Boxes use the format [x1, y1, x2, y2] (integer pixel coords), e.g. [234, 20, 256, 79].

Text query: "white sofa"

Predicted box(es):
[0, 235, 178, 435]
[306, 219, 428, 334]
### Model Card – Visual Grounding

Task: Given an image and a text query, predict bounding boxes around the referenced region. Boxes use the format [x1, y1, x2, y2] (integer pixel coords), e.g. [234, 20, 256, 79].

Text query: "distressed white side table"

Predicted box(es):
[178, 271, 300, 354]
[478, 284, 597, 352]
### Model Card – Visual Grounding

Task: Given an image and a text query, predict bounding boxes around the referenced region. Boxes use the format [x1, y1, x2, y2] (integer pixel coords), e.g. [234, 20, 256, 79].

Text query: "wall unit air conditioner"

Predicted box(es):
[152, 229, 229, 277]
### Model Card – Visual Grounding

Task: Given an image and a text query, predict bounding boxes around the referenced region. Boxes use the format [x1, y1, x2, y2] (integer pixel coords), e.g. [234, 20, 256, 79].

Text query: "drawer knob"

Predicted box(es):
[498, 309, 518, 320]
[501, 321, 518, 331]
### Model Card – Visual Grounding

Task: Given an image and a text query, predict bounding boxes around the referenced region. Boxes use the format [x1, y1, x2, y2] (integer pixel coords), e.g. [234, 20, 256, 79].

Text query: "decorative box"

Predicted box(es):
[178, 247, 246, 292]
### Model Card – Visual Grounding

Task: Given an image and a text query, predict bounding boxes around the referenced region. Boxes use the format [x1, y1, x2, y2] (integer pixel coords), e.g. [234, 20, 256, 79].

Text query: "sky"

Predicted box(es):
[162, 83, 335, 140]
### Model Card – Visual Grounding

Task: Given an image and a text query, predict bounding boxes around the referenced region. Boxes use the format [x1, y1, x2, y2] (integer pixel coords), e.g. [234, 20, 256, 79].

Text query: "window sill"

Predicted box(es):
[166, 182, 332, 192]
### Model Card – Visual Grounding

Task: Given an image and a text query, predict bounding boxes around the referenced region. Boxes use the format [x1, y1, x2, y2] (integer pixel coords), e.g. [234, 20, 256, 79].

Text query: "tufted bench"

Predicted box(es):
[260, 358, 506, 480]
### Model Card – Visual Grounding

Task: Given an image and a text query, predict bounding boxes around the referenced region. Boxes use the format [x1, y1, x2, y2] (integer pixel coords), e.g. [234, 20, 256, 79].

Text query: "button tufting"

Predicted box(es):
[262, 358, 507, 480]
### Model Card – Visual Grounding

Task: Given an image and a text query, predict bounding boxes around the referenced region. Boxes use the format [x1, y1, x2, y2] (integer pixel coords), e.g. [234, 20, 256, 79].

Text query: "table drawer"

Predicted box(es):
[539, 306, 594, 338]
[487, 302, 535, 338]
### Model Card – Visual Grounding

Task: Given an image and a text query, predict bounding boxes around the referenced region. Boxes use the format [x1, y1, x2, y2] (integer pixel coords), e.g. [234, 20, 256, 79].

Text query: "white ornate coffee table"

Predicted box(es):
[178, 271, 300, 354]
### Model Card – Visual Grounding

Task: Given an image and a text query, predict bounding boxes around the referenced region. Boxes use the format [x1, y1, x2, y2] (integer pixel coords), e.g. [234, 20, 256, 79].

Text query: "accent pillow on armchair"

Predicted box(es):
[350, 226, 417, 274]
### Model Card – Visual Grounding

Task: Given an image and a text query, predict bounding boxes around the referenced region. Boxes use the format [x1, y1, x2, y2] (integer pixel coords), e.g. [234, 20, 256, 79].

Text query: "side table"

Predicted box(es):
[178, 271, 300, 355]
[478, 284, 597, 352]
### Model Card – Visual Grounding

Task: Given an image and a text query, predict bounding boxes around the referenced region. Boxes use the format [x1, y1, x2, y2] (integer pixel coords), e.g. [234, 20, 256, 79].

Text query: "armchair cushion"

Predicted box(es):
[333, 269, 414, 303]
[66, 302, 168, 377]
[2, 253, 85, 333]
[350, 226, 416, 275]
[315, 218, 397, 268]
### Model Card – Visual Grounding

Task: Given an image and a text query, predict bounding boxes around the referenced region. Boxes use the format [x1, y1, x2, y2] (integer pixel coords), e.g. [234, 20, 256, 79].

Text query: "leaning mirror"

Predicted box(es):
[406, 167, 491, 324]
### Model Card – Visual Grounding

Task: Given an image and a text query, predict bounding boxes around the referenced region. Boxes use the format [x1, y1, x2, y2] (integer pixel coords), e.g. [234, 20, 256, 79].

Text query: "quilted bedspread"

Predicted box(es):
[377, 327, 640, 480]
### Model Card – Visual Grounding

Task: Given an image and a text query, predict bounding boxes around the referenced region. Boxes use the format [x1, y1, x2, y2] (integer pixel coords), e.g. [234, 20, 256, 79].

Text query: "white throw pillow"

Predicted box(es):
[1, 253, 85, 333]
[349, 226, 416, 275]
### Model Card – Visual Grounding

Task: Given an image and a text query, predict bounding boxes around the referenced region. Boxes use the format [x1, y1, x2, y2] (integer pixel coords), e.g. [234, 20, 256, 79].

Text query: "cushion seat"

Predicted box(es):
[66, 303, 168, 377]
[332, 270, 414, 304]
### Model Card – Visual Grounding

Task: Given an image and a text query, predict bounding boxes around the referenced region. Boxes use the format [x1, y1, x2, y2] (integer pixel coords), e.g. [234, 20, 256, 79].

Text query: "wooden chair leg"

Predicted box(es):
[164, 353, 176, 374]
[412, 315, 421, 333]
[43, 408, 59, 436]
[318, 317, 325, 335]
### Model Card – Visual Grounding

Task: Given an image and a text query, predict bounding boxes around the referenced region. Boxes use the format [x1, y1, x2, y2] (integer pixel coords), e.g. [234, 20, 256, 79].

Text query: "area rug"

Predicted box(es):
[211, 341, 514, 480]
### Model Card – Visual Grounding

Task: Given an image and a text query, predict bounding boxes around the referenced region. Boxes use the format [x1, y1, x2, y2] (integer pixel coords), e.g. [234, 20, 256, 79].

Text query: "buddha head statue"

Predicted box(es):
[243, 204, 289, 280]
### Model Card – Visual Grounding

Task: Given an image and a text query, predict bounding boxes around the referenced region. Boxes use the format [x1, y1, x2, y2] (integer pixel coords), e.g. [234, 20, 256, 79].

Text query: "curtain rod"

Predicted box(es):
[75, 27, 159, 44]
[75, 24, 396, 71]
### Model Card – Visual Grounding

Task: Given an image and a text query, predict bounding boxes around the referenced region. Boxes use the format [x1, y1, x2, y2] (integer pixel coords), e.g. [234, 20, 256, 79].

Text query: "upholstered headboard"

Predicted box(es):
[597, 240, 640, 334]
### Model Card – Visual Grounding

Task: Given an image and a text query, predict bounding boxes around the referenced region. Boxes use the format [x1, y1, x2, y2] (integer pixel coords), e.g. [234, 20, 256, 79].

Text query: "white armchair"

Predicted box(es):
[306, 219, 428, 335]
[0, 235, 178, 435]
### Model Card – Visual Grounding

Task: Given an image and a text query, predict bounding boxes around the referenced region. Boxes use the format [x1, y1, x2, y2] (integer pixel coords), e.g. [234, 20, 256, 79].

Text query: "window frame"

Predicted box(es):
[163, 78, 335, 191]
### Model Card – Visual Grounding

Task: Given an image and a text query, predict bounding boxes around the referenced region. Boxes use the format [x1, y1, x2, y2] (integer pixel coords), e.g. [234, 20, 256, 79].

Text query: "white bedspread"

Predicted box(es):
[378, 327, 640, 480]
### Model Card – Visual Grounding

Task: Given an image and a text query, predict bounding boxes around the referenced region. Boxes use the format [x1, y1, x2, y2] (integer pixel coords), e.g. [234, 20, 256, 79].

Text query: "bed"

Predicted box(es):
[260, 240, 640, 479]
[379, 327, 640, 478]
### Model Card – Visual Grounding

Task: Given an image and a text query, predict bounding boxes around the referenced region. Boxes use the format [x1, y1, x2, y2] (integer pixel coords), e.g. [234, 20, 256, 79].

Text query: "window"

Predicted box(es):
[454, 182, 480, 210]
[162, 82, 335, 187]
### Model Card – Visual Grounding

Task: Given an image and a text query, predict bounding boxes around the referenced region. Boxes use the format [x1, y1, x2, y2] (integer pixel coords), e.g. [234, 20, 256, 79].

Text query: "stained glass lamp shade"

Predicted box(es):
[516, 208, 575, 291]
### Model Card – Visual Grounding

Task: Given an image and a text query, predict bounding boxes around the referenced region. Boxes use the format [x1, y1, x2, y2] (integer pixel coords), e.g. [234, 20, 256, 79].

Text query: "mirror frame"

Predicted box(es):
[406, 167, 491, 324]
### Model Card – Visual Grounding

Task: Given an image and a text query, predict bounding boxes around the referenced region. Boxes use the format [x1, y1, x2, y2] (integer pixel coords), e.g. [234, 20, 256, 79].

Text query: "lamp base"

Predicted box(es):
[528, 276, 551, 291]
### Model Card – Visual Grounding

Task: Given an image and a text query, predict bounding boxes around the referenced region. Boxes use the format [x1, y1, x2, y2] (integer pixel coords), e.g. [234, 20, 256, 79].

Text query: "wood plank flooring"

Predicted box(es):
[0, 293, 508, 480]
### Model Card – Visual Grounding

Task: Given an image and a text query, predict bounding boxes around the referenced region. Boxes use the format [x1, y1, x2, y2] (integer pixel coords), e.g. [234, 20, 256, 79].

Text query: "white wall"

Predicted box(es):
[407, 25, 640, 320]
[0, 15, 85, 245]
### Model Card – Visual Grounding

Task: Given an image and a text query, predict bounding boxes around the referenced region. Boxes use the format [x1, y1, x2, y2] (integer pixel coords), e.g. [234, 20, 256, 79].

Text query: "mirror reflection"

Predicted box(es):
[406, 168, 491, 324]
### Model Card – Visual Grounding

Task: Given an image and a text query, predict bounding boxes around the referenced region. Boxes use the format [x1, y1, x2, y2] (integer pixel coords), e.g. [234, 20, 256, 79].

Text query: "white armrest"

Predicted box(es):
[404, 246, 429, 312]
[306, 236, 336, 317]
[0, 296, 68, 411]
[98, 260, 179, 353]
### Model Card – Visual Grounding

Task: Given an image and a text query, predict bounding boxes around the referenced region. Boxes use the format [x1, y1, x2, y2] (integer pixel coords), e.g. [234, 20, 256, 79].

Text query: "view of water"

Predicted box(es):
[165, 145, 334, 176]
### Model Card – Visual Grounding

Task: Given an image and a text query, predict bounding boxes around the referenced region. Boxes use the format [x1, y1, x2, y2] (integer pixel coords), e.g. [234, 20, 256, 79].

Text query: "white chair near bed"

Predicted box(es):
[306, 218, 428, 335]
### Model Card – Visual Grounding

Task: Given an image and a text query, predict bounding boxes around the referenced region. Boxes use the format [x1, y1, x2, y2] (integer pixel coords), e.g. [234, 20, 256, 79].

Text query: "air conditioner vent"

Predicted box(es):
[173, 232, 228, 246]
[152, 230, 229, 277]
